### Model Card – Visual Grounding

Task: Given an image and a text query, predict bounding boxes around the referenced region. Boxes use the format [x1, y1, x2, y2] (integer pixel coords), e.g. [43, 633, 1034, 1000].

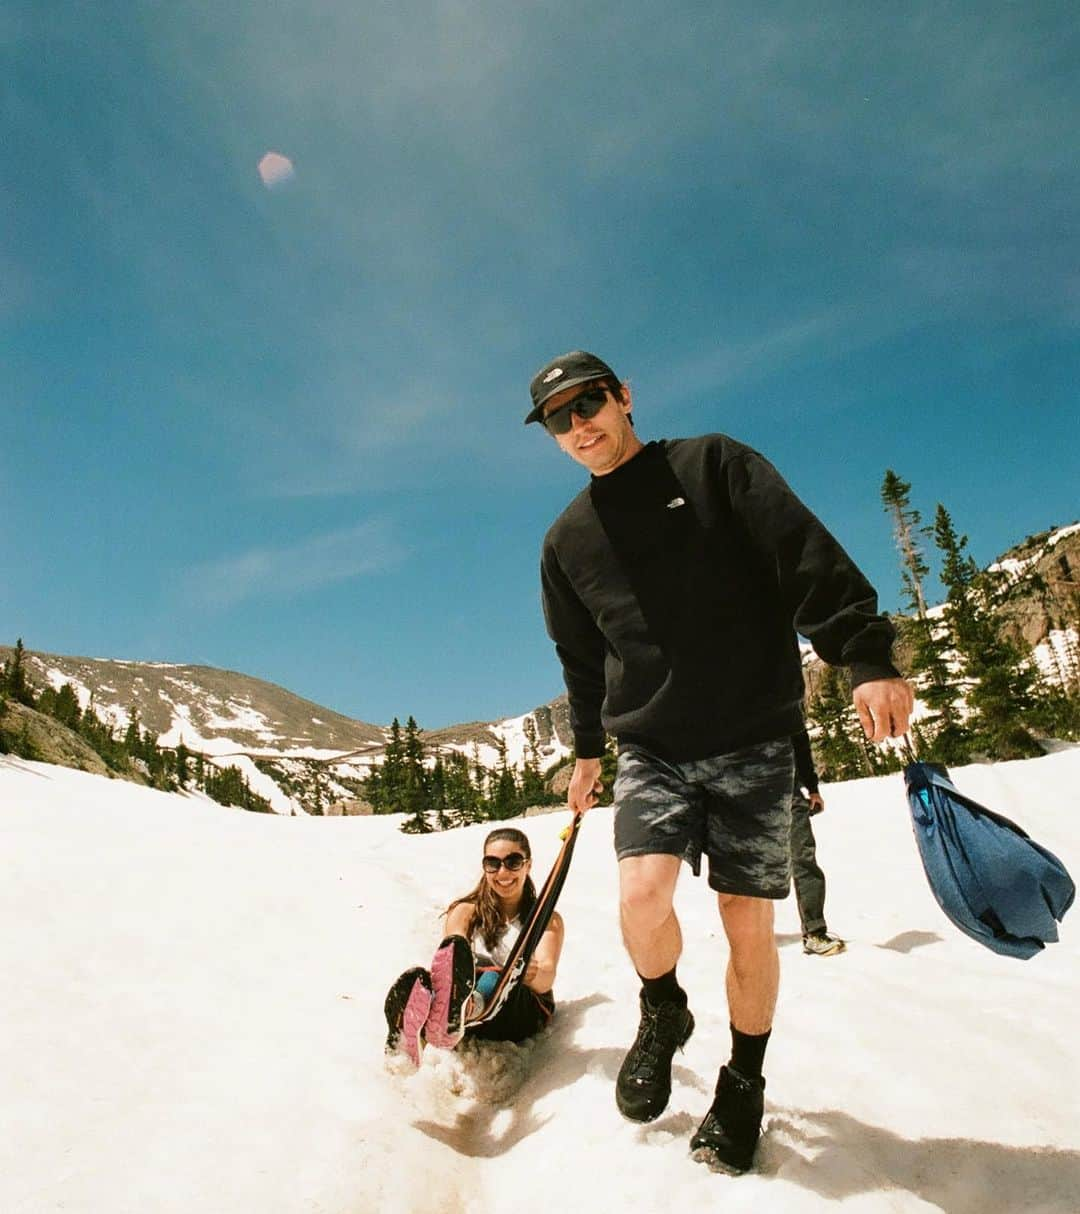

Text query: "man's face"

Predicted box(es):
[542, 380, 641, 476]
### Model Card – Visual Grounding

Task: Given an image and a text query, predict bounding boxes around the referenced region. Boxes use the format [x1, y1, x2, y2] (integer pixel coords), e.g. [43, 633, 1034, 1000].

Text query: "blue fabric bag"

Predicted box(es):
[904, 761, 1075, 959]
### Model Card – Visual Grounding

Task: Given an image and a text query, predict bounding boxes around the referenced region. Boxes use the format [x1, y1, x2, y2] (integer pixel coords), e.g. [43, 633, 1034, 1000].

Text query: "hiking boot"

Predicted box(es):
[384, 966, 433, 1068]
[425, 935, 475, 1049]
[690, 1065, 765, 1174]
[803, 932, 846, 956]
[615, 993, 695, 1122]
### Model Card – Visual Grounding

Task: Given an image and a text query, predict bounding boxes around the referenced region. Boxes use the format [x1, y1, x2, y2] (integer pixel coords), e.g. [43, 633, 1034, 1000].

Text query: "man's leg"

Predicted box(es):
[690, 734, 794, 1172]
[689, 893, 775, 1172]
[615, 852, 695, 1122]
[718, 893, 778, 1035]
[619, 852, 683, 976]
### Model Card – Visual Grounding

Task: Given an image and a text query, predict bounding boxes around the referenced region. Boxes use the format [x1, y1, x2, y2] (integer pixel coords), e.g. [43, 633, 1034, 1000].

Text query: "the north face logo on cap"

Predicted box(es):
[542, 367, 564, 383]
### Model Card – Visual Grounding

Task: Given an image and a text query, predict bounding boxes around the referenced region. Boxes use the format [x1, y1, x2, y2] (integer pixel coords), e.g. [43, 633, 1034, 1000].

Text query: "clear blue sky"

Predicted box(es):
[4, 3, 1078, 729]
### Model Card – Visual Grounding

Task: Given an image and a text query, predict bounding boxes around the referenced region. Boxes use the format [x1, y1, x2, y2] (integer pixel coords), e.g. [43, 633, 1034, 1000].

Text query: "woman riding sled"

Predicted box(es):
[384, 827, 565, 1065]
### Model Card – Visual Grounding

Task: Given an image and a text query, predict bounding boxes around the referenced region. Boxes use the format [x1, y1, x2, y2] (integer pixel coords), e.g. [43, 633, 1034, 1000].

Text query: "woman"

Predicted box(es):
[384, 827, 565, 1066]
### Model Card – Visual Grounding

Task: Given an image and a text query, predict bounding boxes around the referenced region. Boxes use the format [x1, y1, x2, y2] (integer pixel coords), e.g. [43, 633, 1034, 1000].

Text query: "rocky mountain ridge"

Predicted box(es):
[3, 521, 1075, 812]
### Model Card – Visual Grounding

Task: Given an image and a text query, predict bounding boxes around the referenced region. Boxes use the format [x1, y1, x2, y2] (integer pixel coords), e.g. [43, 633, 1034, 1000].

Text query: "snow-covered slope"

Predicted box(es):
[2, 749, 1077, 1213]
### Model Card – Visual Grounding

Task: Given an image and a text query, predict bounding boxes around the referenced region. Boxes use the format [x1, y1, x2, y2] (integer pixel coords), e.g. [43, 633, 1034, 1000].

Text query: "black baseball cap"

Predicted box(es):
[525, 350, 619, 425]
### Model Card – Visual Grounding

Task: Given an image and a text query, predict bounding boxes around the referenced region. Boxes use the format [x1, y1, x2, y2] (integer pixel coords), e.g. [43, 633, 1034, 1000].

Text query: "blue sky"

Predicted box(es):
[4, 3, 1078, 729]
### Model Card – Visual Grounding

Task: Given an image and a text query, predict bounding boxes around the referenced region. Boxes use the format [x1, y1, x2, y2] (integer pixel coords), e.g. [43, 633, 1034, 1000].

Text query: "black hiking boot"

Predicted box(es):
[615, 993, 695, 1122]
[690, 1065, 765, 1174]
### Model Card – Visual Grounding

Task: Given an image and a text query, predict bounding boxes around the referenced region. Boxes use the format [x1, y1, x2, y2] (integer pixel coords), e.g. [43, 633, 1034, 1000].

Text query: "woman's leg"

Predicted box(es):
[467, 982, 555, 1043]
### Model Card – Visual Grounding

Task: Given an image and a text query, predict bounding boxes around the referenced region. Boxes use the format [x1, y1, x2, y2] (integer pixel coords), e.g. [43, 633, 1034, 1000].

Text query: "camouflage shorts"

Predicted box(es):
[613, 736, 795, 898]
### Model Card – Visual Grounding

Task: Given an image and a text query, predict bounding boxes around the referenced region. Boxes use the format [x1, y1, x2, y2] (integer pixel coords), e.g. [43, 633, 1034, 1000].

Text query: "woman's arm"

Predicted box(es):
[524, 911, 565, 994]
[442, 902, 475, 941]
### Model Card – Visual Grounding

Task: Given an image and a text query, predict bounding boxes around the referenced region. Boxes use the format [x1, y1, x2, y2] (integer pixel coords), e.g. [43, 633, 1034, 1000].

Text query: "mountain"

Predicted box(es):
[0, 646, 574, 813]
[3, 522, 1076, 812]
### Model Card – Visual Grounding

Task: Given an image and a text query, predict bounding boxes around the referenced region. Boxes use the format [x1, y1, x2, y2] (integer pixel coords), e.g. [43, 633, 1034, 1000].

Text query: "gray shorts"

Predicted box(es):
[613, 737, 795, 898]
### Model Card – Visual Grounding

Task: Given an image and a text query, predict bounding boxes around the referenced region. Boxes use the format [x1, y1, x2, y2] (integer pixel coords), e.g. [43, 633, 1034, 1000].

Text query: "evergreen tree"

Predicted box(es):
[399, 716, 430, 830]
[40, 682, 82, 729]
[489, 736, 519, 820]
[2, 639, 37, 707]
[428, 751, 451, 831]
[307, 760, 325, 815]
[519, 717, 548, 808]
[444, 749, 483, 828]
[375, 718, 407, 813]
[204, 762, 272, 812]
[806, 666, 867, 782]
[880, 471, 931, 620]
[124, 708, 141, 756]
[471, 744, 491, 818]
[933, 505, 1043, 759]
[175, 740, 191, 789]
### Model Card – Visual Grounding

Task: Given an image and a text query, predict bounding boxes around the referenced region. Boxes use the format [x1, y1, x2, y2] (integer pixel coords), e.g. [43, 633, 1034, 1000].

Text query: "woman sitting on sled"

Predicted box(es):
[384, 826, 565, 1065]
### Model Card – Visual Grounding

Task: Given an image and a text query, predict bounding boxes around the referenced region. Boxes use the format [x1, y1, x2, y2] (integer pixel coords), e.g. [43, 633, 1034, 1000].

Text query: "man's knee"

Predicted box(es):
[718, 893, 775, 946]
[619, 855, 680, 930]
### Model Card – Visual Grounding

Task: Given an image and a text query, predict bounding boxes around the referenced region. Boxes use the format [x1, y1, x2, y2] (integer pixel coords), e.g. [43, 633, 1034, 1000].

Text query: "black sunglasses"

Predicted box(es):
[482, 852, 528, 873]
[541, 386, 611, 436]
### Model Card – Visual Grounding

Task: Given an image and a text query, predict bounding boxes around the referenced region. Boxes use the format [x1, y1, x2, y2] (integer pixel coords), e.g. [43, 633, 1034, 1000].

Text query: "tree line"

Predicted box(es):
[0, 640, 273, 813]
[805, 473, 1079, 782]
[361, 714, 563, 833]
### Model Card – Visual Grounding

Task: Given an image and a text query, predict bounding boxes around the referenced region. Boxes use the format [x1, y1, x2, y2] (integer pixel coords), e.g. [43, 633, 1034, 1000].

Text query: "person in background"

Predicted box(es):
[529, 348, 912, 1173]
[790, 729, 846, 957]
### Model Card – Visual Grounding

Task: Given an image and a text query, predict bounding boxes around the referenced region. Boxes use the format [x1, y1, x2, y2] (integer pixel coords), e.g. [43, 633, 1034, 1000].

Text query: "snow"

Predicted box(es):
[2, 749, 1078, 1214]
[988, 522, 1080, 579]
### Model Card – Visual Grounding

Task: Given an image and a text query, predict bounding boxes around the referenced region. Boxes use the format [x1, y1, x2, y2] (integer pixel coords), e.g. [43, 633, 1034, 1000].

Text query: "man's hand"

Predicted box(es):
[567, 757, 604, 814]
[852, 677, 914, 742]
[808, 792, 825, 815]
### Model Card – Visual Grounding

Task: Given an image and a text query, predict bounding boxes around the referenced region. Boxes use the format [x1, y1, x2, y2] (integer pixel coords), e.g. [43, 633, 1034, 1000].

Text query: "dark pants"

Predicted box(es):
[466, 980, 554, 1044]
[790, 791, 827, 935]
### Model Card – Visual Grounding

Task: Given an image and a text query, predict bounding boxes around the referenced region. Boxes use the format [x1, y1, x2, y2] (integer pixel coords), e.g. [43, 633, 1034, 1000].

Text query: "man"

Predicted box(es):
[790, 729, 846, 957]
[529, 349, 912, 1173]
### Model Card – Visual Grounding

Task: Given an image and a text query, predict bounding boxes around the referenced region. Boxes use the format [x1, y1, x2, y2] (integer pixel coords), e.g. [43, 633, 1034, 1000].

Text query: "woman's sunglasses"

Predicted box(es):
[482, 852, 528, 873]
[541, 386, 611, 436]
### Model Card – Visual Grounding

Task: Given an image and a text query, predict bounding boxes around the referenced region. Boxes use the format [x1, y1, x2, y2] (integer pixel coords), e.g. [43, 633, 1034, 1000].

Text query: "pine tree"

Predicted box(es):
[309, 761, 325, 816]
[175, 740, 190, 789]
[444, 749, 482, 828]
[490, 736, 519, 820]
[124, 708, 142, 759]
[933, 505, 1043, 759]
[806, 666, 867, 782]
[2, 638, 36, 707]
[428, 751, 451, 831]
[471, 744, 491, 818]
[519, 717, 548, 808]
[880, 471, 931, 620]
[50, 683, 82, 729]
[379, 718, 407, 813]
[878, 474, 971, 763]
[400, 716, 430, 831]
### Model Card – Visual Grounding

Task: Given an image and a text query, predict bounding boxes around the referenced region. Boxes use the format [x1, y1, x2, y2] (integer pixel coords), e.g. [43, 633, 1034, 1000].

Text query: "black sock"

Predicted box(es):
[729, 1024, 771, 1080]
[638, 967, 686, 1008]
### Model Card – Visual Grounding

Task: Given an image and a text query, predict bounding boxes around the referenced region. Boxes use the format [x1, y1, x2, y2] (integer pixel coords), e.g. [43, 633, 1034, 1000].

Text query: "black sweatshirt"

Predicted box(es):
[540, 436, 899, 762]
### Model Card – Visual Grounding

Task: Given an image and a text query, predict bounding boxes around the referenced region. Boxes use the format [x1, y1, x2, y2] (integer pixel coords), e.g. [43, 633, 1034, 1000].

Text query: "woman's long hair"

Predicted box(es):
[445, 827, 538, 952]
